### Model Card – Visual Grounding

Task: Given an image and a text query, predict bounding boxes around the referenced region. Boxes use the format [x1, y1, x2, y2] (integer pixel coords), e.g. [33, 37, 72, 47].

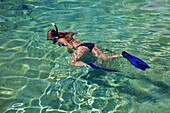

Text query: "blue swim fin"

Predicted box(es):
[88, 63, 118, 72]
[122, 51, 150, 71]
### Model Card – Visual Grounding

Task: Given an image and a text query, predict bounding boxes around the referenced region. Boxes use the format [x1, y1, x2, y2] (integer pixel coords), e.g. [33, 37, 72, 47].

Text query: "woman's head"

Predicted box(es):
[47, 29, 57, 40]
[47, 24, 60, 44]
[47, 29, 58, 44]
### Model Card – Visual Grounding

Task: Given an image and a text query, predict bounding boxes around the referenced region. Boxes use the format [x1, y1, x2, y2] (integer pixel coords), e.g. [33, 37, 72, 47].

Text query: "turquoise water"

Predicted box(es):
[0, 0, 170, 112]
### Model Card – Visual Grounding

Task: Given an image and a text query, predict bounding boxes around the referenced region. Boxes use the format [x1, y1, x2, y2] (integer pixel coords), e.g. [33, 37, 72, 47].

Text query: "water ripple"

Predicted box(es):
[0, 0, 170, 112]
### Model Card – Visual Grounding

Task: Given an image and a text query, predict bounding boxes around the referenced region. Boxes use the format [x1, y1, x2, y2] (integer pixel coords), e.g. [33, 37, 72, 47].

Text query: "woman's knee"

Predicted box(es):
[70, 60, 76, 66]
[98, 54, 110, 60]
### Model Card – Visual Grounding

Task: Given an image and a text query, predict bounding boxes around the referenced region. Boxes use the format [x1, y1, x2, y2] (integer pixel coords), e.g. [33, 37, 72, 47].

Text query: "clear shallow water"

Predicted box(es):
[0, 0, 170, 112]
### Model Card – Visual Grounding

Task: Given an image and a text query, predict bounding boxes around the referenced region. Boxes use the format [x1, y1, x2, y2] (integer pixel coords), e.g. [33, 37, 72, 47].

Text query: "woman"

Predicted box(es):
[47, 23, 123, 68]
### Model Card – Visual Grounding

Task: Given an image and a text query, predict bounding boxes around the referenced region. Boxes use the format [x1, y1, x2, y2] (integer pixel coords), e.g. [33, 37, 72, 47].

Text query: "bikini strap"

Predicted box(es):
[67, 37, 74, 43]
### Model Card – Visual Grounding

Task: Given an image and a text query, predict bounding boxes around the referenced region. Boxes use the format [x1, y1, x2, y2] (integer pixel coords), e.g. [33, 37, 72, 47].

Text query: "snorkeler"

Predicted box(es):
[47, 23, 122, 68]
[47, 23, 150, 71]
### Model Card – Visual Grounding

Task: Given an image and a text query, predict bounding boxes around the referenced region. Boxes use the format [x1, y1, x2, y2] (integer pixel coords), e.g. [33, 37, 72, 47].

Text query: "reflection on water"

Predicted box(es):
[0, 0, 170, 112]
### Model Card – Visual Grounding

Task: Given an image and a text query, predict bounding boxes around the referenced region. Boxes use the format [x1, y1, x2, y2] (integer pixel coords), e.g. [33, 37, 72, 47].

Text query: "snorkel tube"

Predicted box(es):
[51, 23, 59, 44]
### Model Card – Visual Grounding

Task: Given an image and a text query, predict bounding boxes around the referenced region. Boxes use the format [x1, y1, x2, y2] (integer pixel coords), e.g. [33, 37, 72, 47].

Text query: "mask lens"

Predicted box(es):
[47, 36, 58, 41]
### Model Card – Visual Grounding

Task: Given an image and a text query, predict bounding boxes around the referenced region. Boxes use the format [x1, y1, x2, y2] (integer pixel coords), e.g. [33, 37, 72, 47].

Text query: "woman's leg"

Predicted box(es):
[92, 46, 123, 60]
[70, 46, 91, 67]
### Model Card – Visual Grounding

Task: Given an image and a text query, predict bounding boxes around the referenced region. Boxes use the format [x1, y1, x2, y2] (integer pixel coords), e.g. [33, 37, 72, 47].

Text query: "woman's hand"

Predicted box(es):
[67, 47, 73, 54]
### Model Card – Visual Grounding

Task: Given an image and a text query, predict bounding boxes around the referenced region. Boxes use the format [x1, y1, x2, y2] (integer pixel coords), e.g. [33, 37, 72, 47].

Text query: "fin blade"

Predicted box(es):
[122, 51, 150, 71]
[88, 63, 118, 72]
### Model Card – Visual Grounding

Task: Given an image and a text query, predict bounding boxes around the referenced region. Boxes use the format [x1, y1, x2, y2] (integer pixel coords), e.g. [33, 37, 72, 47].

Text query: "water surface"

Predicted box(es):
[0, 0, 170, 113]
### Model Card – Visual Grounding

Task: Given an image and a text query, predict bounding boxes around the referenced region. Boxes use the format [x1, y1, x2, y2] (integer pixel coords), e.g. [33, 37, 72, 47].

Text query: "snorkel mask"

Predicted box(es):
[47, 23, 59, 44]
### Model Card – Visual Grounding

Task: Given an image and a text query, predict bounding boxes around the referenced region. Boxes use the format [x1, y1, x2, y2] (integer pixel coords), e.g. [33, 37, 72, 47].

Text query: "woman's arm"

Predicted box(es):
[66, 42, 74, 49]
[58, 38, 73, 48]
[58, 38, 74, 53]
